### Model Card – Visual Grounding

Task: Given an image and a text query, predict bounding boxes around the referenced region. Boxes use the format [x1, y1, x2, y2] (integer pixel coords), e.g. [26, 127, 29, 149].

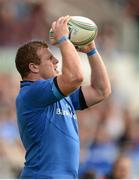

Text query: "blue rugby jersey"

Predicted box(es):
[16, 77, 87, 179]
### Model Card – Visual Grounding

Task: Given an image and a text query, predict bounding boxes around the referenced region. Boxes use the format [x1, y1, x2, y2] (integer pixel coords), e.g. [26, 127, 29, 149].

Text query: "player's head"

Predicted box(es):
[15, 41, 59, 80]
[111, 156, 131, 179]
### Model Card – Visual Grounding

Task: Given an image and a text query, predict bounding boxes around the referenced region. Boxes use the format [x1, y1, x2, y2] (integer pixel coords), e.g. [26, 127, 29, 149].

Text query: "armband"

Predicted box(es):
[87, 48, 97, 57]
[57, 36, 68, 45]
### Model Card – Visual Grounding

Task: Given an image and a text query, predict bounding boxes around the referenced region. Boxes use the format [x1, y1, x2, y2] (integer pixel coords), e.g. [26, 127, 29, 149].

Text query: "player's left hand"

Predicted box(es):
[76, 41, 96, 53]
[49, 15, 71, 46]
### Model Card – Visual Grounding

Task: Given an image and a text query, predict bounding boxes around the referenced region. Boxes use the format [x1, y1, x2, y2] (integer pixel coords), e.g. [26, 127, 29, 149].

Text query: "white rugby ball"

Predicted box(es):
[68, 16, 97, 47]
[49, 16, 98, 47]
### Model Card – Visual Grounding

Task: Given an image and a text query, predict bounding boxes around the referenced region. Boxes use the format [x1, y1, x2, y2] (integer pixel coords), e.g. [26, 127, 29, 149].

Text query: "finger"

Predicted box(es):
[56, 16, 65, 25]
[51, 21, 56, 31]
[75, 46, 82, 52]
[63, 15, 71, 24]
[58, 15, 70, 25]
[75, 46, 79, 50]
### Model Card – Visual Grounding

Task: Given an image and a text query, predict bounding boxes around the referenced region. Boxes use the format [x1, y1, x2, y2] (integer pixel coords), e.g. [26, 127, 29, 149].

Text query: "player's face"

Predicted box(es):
[113, 158, 131, 179]
[37, 47, 59, 79]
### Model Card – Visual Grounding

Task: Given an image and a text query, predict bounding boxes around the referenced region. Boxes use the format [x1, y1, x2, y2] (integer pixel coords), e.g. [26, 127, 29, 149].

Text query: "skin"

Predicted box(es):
[37, 48, 59, 79]
[26, 48, 59, 81]
[80, 42, 111, 106]
[25, 15, 111, 106]
[112, 157, 131, 179]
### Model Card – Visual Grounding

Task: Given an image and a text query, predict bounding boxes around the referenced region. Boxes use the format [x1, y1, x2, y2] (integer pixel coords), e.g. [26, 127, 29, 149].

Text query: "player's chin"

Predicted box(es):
[52, 70, 59, 77]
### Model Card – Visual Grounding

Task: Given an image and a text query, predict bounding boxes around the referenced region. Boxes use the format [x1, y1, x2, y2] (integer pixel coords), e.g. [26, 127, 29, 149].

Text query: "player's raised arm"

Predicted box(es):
[50, 16, 84, 96]
[79, 41, 111, 106]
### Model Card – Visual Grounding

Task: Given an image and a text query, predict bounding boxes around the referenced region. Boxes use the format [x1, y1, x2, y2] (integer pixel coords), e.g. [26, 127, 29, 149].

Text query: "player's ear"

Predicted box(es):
[29, 63, 39, 73]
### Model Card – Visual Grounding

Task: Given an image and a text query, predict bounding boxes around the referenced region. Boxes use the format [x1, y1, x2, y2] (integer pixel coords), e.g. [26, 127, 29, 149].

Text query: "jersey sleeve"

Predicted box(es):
[69, 87, 88, 110]
[23, 77, 65, 108]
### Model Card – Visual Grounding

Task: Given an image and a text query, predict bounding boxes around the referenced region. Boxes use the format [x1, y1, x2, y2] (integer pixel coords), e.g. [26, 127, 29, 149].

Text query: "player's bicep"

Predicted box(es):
[81, 85, 105, 107]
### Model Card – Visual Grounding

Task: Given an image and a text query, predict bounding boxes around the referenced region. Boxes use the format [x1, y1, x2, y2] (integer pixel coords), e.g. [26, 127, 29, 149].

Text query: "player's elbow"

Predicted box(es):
[63, 67, 84, 87]
[65, 73, 84, 89]
[104, 87, 111, 98]
[100, 86, 111, 100]
[71, 73, 84, 87]
[62, 72, 84, 90]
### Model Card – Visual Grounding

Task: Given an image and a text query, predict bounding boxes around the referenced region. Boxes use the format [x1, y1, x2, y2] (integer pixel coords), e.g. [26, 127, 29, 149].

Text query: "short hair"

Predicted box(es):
[15, 41, 48, 78]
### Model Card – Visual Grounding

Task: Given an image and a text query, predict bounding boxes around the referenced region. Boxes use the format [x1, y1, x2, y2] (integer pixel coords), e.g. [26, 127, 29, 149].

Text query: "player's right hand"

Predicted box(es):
[76, 41, 96, 53]
[51, 15, 70, 41]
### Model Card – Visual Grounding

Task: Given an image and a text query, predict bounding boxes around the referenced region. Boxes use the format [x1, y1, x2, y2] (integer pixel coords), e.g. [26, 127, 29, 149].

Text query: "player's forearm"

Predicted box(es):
[88, 51, 111, 98]
[59, 39, 84, 84]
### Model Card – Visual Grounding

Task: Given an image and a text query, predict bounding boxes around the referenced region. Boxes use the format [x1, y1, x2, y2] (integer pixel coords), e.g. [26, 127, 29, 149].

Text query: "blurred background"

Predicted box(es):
[0, 0, 139, 178]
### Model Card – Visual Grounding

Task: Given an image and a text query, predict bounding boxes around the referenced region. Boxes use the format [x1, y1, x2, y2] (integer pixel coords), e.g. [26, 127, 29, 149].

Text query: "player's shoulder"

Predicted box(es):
[34, 77, 54, 84]
[30, 77, 55, 88]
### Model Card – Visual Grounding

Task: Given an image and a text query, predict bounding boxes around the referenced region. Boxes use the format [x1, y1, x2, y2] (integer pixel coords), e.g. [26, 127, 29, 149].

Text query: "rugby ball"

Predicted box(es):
[49, 16, 98, 47]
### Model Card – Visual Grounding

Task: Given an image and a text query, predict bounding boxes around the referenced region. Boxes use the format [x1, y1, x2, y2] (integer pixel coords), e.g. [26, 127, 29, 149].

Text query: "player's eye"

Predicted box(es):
[47, 55, 53, 60]
[50, 56, 53, 60]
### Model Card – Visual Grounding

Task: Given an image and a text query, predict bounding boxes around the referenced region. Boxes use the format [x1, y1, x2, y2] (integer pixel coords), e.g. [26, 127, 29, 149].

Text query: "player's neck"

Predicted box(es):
[23, 73, 42, 81]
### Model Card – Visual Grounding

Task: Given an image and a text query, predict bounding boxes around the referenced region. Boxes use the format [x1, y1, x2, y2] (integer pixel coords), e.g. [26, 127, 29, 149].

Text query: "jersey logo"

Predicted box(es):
[56, 104, 77, 120]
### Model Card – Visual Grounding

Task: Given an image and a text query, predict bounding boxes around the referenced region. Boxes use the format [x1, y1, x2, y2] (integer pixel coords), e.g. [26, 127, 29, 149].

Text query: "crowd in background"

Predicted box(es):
[78, 98, 139, 178]
[0, 0, 49, 46]
[0, 74, 23, 178]
[0, 0, 139, 178]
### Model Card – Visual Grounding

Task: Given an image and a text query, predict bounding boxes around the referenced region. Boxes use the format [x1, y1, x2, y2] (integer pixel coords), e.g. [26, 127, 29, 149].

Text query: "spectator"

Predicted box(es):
[0, 1, 49, 46]
[105, 156, 132, 179]
[81, 170, 96, 179]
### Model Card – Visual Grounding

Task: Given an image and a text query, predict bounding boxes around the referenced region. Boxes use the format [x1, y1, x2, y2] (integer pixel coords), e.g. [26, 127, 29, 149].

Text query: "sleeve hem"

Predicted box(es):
[53, 77, 66, 97]
[79, 87, 88, 109]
